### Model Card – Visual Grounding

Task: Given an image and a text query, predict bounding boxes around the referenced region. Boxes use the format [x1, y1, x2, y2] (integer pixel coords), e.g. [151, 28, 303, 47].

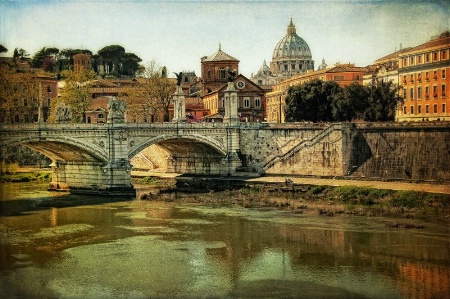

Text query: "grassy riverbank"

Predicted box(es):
[0, 164, 51, 183]
[142, 183, 450, 225]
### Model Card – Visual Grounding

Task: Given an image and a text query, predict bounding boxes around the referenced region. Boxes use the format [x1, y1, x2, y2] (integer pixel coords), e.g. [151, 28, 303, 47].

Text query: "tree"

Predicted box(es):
[50, 69, 96, 123]
[122, 60, 175, 122]
[31, 47, 60, 72]
[98, 45, 125, 77]
[285, 79, 341, 122]
[332, 83, 370, 121]
[0, 68, 40, 123]
[364, 80, 401, 121]
[97, 45, 142, 78]
[0, 45, 7, 54]
[121, 52, 142, 76]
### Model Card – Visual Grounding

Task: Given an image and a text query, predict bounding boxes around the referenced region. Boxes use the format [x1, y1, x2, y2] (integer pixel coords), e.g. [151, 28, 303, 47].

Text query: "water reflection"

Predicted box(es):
[0, 182, 449, 298]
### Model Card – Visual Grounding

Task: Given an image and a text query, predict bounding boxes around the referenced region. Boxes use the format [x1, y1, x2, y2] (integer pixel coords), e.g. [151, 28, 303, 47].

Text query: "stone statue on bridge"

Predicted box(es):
[55, 102, 72, 123]
[107, 96, 126, 124]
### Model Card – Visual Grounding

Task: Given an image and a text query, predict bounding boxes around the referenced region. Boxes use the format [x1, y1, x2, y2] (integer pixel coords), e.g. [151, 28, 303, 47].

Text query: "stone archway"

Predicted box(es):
[129, 135, 229, 176]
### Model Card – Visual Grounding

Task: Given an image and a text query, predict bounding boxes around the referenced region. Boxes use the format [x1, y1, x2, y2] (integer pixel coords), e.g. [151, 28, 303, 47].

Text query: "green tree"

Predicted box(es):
[121, 52, 142, 76]
[0, 45, 7, 54]
[364, 80, 401, 121]
[98, 45, 125, 77]
[285, 79, 341, 122]
[97, 45, 142, 78]
[31, 47, 60, 72]
[332, 83, 370, 121]
[51, 69, 96, 123]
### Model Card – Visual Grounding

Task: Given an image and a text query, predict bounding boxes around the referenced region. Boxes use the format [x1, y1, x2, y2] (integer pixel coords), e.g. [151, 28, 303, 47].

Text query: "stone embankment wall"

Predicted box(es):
[243, 122, 450, 182]
[343, 122, 450, 182]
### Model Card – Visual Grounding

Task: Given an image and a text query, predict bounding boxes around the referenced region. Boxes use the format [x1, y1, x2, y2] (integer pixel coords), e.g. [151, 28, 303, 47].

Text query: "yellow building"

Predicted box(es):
[397, 32, 449, 121]
[265, 64, 368, 123]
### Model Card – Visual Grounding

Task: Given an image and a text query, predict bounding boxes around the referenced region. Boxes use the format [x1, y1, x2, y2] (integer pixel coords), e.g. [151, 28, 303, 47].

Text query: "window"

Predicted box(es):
[443, 104, 447, 113]
[418, 105, 422, 114]
[403, 58, 407, 66]
[243, 97, 250, 108]
[254, 97, 261, 108]
[433, 86, 438, 98]
[410, 74, 414, 82]
[403, 75, 407, 84]
[403, 88, 407, 99]
[410, 106, 414, 114]
[218, 68, 226, 79]
[410, 87, 414, 99]
[425, 105, 429, 114]
[442, 85, 446, 97]
[425, 86, 430, 99]
[433, 104, 438, 113]
[425, 71, 430, 81]
[417, 73, 422, 82]
[403, 106, 407, 114]
[442, 50, 447, 60]
[410, 57, 414, 65]
[434, 70, 438, 80]
[433, 52, 438, 61]
[442, 69, 446, 79]
[417, 55, 422, 64]
[425, 54, 430, 62]
[418, 87, 422, 100]
[207, 70, 211, 79]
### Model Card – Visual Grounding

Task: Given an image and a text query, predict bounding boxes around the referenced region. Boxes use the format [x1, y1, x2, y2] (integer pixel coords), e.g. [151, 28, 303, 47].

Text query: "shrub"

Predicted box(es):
[390, 191, 426, 208]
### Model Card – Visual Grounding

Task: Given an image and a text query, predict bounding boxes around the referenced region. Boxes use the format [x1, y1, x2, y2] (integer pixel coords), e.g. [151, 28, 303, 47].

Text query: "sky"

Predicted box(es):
[0, 0, 449, 78]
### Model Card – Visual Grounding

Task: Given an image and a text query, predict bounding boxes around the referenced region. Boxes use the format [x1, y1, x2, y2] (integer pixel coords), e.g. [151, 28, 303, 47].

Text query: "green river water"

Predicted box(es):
[0, 182, 449, 298]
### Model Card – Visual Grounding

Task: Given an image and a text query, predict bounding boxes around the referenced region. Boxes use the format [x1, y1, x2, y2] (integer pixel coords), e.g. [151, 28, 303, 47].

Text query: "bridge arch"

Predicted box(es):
[4, 136, 109, 164]
[128, 134, 227, 159]
[128, 133, 228, 175]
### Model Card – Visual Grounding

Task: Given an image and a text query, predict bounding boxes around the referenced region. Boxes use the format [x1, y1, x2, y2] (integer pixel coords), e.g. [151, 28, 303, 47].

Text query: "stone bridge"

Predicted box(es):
[1, 121, 449, 195]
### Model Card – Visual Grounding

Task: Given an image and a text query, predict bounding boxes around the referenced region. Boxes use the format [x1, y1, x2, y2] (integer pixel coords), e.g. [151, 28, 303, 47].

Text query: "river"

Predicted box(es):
[0, 182, 449, 298]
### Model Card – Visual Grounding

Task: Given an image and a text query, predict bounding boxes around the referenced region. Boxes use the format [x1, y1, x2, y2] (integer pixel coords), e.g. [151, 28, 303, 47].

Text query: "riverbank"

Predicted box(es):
[0, 168, 51, 183]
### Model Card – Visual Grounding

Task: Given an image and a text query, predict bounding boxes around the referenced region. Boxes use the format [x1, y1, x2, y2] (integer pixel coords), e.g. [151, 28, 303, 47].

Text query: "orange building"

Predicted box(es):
[397, 32, 449, 121]
[265, 63, 368, 123]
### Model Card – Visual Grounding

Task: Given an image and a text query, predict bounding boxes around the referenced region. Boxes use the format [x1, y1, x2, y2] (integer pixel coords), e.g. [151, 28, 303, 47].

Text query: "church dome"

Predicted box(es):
[257, 60, 272, 75]
[272, 19, 312, 60]
[270, 19, 314, 76]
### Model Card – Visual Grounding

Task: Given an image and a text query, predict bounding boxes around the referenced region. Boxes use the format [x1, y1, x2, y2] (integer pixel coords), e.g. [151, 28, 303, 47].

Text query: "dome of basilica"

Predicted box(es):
[273, 19, 312, 59]
[270, 19, 314, 76]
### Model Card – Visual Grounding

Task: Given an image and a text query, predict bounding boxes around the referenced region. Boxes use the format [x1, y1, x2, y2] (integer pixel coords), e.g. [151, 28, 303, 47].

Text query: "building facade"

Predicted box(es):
[202, 74, 265, 122]
[396, 32, 449, 122]
[265, 64, 368, 123]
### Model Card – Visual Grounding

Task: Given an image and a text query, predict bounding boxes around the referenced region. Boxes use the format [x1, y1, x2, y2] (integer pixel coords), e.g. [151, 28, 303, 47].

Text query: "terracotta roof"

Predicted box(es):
[399, 35, 450, 56]
[326, 65, 368, 73]
[202, 49, 239, 62]
[375, 47, 412, 63]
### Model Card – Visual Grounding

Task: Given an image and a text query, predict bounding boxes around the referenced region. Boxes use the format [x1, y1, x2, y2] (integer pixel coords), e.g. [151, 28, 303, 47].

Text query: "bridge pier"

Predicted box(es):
[48, 159, 134, 196]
